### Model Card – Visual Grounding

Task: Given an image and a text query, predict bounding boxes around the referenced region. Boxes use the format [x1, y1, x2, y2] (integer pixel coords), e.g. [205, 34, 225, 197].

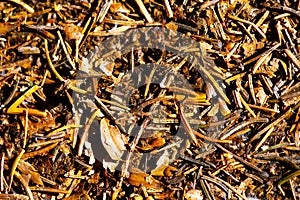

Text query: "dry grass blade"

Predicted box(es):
[8, 149, 25, 191]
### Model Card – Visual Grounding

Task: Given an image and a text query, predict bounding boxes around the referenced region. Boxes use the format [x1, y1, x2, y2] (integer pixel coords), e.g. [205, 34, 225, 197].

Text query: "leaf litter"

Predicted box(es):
[0, 0, 300, 199]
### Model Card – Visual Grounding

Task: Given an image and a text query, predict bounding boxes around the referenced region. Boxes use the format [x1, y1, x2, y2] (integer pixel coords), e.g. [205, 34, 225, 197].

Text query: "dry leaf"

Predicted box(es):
[63, 23, 82, 41]
[207, 103, 219, 117]
[0, 23, 16, 35]
[110, 2, 130, 13]
[242, 42, 256, 57]
[17, 160, 44, 186]
[184, 189, 203, 200]
[128, 168, 163, 189]
[102, 159, 119, 172]
[136, 135, 166, 152]
[151, 165, 168, 176]
[219, 98, 230, 116]
[165, 22, 178, 31]
[18, 46, 40, 54]
[256, 87, 268, 105]
[100, 118, 127, 160]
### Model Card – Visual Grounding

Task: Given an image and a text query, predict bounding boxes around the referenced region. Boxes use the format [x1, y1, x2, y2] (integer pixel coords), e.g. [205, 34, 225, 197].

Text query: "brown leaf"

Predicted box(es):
[128, 168, 163, 189]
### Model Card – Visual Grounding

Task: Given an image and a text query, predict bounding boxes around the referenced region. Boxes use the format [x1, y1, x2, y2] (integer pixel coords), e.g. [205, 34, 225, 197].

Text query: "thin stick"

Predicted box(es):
[248, 104, 279, 113]
[228, 13, 266, 39]
[164, 0, 173, 18]
[1, 76, 20, 110]
[144, 65, 156, 98]
[7, 85, 39, 112]
[209, 172, 248, 200]
[215, 144, 268, 176]
[176, 102, 199, 146]
[254, 127, 274, 151]
[99, 98, 131, 111]
[7, 0, 34, 13]
[0, 153, 4, 191]
[22, 143, 59, 159]
[48, 124, 82, 137]
[28, 138, 65, 148]
[57, 30, 76, 70]
[166, 86, 206, 98]
[252, 52, 272, 74]
[251, 43, 280, 71]
[4, 85, 47, 117]
[200, 66, 231, 105]
[29, 187, 69, 194]
[238, 92, 256, 118]
[248, 74, 256, 104]
[220, 117, 268, 140]
[193, 130, 231, 143]
[79, 0, 112, 48]
[135, 0, 154, 23]
[249, 109, 292, 143]
[277, 169, 300, 186]
[103, 19, 144, 26]
[284, 48, 300, 70]
[23, 109, 28, 148]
